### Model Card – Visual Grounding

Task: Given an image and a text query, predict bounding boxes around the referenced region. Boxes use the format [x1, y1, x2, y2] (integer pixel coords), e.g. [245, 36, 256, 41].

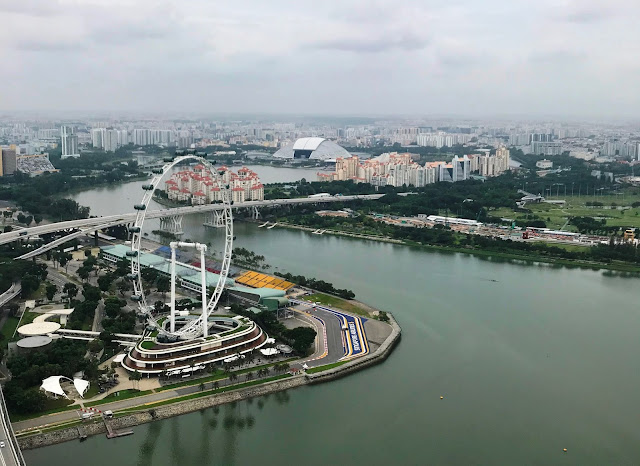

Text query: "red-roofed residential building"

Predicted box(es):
[250, 183, 264, 201]
[231, 186, 245, 203]
[162, 164, 264, 204]
[192, 190, 206, 205]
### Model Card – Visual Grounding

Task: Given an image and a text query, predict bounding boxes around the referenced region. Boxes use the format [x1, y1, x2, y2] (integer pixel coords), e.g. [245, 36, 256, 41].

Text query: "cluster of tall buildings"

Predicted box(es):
[318, 148, 510, 188]
[165, 165, 264, 205]
[416, 132, 473, 148]
[91, 128, 129, 152]
[89, 128, 196, 152]
[601, 140, 640, 158]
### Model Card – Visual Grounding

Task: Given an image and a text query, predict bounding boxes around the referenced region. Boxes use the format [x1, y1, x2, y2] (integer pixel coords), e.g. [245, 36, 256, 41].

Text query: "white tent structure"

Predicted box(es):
[112, 354, 126, 364]
[73, 378, 90, 398]
[40, 376, 71, 399]
[260, 348, 279, 356]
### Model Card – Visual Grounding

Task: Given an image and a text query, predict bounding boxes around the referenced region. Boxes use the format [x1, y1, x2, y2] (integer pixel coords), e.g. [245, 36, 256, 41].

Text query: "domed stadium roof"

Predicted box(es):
[273, 137, 350, 160]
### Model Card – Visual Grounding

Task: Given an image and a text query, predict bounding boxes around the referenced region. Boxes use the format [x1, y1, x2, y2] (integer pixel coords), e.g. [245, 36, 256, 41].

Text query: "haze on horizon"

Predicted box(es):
[1, 0, 639, 119]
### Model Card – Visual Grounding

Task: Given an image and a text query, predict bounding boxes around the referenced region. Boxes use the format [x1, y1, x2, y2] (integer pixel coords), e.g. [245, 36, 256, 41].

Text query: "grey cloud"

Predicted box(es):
[554, 1, 617, 24]
[562, 9, 610, 23]
[307, 33, 429, 53]
[0, 0, 60, 17]
[529, 50, 587, 64]
[1, 0, 640, 117]
[89, 24, 174, 46]
[14, 39, 85, 52]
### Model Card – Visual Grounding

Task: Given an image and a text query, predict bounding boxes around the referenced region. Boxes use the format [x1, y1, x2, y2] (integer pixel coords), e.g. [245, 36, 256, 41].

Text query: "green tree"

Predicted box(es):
[156, 275, 170, 297]
[87, 339, 104, 353]
[77, 266, 90, 282]
[117, 279, 131, 296]
[83, 285, 102, 303]
[284, 327, 317, 355]
[57, 252, 72, 273]
[63, 282, 78, 300]
[45, 283, 57, 302]
[115, 258, 129, 277]
[154, 300, 168, 314]
[98, 273, 114, 292]
[21, 274, 41, 298]
[141, 268, 158, 284]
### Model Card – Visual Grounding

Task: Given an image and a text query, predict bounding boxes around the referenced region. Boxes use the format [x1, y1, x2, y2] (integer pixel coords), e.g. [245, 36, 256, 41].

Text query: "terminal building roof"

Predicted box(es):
[101, 244, 235, 287]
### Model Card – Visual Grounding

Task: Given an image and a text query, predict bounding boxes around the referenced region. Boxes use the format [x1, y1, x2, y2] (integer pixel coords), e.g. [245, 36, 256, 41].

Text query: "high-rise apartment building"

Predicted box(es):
[91, 128, 106, 148]
[104, 130, 120, 152]
[531, 141, 562, 156]
[118, 130, 129, 146]
[60, 126, 80, 158]
[1, 148, 17, 176]
[133, 129, 151, 146]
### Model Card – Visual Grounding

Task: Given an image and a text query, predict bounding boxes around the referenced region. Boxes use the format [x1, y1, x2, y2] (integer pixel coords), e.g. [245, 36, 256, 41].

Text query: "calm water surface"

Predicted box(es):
[25, 175, 640, 465]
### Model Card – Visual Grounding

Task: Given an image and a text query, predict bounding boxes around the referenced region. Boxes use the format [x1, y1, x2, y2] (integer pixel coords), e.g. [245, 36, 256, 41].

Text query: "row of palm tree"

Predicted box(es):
[272, 362, 291, 374]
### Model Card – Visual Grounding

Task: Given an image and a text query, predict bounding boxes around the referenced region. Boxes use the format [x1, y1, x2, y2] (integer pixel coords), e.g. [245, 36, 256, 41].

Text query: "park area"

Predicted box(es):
[490, 193, 640, 232]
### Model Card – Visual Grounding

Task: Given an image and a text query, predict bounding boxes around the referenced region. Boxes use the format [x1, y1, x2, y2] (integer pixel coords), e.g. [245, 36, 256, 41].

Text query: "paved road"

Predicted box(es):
[291, 299, 369, 361]
[0, 388, 24, 466]
[13, 359, 292, 433]
[45, 268, 71, 288]
[289, 303, 347, 368]
[0, 284, 20, 309]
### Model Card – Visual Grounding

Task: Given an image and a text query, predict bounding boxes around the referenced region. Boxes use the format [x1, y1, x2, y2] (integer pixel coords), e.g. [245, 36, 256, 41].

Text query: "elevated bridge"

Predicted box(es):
[6, 195, 383, 259]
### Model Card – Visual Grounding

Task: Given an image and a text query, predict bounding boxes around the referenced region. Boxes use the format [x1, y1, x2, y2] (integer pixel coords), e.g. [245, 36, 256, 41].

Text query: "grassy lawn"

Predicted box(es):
[140, 340, 156, 350]
[9, 398, 76, 422]
[492, 196, 640, 231]
[306, 361, 347, 374]
[1, 316, 20, 343]
[19, 311, 40, 326]
[302, 293, 370, 317]
[535, 242, 590, 252]
[85, 388, 153, 407]
[28, 282, 47, 301]
[83, 383, 99, 399]
[219, 324, 249, 336]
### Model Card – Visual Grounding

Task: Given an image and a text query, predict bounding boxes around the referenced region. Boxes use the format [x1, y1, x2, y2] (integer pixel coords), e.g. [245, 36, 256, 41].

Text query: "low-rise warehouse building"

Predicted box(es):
[100, 244, 235, 293]
[227, 285, 288, 309]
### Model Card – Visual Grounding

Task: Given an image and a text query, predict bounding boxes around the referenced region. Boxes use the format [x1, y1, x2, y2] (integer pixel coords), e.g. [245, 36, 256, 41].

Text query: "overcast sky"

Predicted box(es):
[1, 0, 639, 118]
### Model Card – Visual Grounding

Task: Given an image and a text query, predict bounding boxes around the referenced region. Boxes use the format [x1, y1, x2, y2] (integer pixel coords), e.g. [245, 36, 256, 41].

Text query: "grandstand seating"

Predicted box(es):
[234, 271, 294, 291]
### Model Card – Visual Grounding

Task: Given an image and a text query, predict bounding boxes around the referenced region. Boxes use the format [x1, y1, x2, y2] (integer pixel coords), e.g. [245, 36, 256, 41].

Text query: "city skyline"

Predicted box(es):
[1, 0, 639, 118]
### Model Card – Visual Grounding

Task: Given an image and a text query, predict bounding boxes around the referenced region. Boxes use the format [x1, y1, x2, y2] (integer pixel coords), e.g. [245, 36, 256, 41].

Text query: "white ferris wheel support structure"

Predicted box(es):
[128, 155, 233, 340]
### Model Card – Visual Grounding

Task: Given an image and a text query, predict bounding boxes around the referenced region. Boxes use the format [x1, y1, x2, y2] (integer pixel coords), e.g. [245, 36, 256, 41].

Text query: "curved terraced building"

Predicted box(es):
[122, 316, 268, 376]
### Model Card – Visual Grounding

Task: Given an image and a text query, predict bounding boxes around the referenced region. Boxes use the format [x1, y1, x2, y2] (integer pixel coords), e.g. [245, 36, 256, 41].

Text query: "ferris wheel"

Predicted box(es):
[128, 154, 233, 340]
